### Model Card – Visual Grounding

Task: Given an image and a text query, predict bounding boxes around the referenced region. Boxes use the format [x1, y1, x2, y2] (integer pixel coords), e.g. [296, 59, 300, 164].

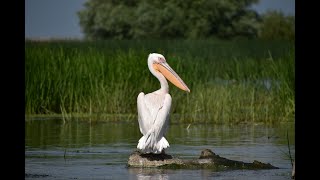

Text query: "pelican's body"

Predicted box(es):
[137, 53, 190, 154]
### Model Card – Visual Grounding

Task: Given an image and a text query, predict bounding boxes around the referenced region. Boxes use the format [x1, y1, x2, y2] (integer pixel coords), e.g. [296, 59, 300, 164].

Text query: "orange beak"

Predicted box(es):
[153, 62, 190, 92]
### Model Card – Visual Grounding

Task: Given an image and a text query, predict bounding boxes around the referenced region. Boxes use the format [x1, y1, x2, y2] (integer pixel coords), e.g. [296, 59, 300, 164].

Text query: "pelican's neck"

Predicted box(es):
[148, 62, 169, 94]
[156, 73, 169, 94]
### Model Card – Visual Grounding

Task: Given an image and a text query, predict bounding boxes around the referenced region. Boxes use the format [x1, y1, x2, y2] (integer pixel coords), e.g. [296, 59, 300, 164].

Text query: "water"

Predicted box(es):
[25, 119, 295, 179]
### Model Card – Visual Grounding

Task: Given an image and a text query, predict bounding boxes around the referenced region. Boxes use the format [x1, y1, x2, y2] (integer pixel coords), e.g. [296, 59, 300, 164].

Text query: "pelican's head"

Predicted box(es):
[148, 53, 190, 92]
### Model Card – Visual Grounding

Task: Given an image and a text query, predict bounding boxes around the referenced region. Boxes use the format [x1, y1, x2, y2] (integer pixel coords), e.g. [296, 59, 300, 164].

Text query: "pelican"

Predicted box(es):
[137, 53, 190, 154]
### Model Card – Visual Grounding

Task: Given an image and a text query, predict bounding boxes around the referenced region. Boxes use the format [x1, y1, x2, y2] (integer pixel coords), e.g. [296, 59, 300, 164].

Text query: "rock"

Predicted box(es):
[127, 150, 183, 168]
[127, 149, 278, 170]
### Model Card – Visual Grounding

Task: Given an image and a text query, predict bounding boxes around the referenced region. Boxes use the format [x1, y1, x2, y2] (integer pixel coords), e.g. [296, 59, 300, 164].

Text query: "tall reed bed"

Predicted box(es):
[25, 39, 294, 123]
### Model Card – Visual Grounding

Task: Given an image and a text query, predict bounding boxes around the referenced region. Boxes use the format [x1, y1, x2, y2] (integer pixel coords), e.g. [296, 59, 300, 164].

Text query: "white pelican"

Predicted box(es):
[137, 53, 190, 154]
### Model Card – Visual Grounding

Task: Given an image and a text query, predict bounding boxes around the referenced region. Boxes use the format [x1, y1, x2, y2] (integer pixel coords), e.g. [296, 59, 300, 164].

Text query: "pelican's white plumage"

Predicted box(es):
[137, 53, 190, 154]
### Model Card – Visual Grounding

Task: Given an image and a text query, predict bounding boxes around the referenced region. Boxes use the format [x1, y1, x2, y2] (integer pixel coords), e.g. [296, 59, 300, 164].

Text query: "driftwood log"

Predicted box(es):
[128, 149, 278, 170]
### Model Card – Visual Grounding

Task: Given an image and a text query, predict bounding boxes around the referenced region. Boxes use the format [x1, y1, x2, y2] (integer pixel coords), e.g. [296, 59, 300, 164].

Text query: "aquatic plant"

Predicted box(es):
[25, 39, 294, 123]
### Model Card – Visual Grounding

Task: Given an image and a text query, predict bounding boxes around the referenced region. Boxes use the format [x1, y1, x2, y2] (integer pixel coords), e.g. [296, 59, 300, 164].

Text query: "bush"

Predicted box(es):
[258, 10, 295, 41]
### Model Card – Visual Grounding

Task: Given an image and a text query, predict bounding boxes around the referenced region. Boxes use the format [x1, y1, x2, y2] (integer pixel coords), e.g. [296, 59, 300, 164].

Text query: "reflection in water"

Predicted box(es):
[25, 120, 295, 179]
[25, 120, 295, 149]
[129, 168, 169, 180]
[25, 120, 141, 148]
[128, 168, 218, 180]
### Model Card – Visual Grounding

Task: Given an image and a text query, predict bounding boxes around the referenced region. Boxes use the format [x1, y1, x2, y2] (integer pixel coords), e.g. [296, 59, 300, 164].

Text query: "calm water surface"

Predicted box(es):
[25, 119, 295, 179]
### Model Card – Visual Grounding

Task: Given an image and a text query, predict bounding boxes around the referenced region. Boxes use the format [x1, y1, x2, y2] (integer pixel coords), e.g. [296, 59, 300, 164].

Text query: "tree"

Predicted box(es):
[78, 0, 261, 39]
[258, 10, 295, 41]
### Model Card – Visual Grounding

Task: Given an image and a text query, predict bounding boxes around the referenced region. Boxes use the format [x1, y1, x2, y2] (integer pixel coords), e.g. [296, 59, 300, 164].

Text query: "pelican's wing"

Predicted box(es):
[149, 94, 172, 140]
[137, 92, 152, 135]
[137, 93, 172, 152]
[137, 93, 172, 137]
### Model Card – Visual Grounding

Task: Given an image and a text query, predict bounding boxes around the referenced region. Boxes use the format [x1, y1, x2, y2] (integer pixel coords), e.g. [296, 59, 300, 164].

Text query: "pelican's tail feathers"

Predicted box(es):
[137, 134, 169, 154]
[156, 137, 170, 152]
[137, 135, 147, 150]
[137, 131, 156, 153]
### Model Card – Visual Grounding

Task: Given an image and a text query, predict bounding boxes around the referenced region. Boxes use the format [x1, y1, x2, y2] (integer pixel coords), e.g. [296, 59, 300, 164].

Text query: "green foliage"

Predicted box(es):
[25, 39, 294, 124]
[78, 0, 260, 40]
[258, 10, 295, 41]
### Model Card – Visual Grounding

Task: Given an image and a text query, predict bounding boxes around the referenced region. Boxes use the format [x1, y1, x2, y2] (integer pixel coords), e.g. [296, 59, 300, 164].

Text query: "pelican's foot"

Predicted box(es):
[161, 149, 166, 155]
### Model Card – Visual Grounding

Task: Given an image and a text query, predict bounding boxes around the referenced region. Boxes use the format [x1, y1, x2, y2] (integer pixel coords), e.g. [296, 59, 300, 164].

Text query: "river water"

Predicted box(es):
[25, 119, 294, 179]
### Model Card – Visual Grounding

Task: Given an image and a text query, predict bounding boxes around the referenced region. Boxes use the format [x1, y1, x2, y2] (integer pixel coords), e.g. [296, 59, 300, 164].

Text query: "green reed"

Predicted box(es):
[25, 39, 294, 123]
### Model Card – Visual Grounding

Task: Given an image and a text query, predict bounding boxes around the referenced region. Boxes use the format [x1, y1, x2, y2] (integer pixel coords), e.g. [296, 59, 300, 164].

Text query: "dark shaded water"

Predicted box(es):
[25, 119, 294, 179]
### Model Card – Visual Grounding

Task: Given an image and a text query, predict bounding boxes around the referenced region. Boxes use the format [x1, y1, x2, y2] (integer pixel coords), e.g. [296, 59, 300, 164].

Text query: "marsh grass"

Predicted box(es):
[25, 39, 294, 123]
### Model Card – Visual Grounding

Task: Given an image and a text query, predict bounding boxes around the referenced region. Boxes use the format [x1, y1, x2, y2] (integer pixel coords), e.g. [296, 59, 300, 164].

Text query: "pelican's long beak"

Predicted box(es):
[153, 62, 190, 92]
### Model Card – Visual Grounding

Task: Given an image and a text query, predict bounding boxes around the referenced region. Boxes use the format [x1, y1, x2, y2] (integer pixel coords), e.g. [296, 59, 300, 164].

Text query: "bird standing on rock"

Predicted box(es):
[137, 53, 190, 154]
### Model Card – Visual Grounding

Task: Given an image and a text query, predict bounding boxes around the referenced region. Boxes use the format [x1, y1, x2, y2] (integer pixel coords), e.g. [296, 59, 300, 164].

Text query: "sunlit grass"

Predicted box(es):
[25, 39, 294, 124]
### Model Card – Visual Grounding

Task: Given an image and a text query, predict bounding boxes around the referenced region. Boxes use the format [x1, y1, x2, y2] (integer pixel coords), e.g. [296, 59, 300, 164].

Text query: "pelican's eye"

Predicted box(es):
[158, 57, 165, 63]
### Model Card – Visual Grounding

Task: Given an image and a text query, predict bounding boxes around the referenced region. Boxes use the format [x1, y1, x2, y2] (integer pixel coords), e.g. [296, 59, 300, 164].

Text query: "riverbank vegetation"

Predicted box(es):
[25, 39, 294, 123]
